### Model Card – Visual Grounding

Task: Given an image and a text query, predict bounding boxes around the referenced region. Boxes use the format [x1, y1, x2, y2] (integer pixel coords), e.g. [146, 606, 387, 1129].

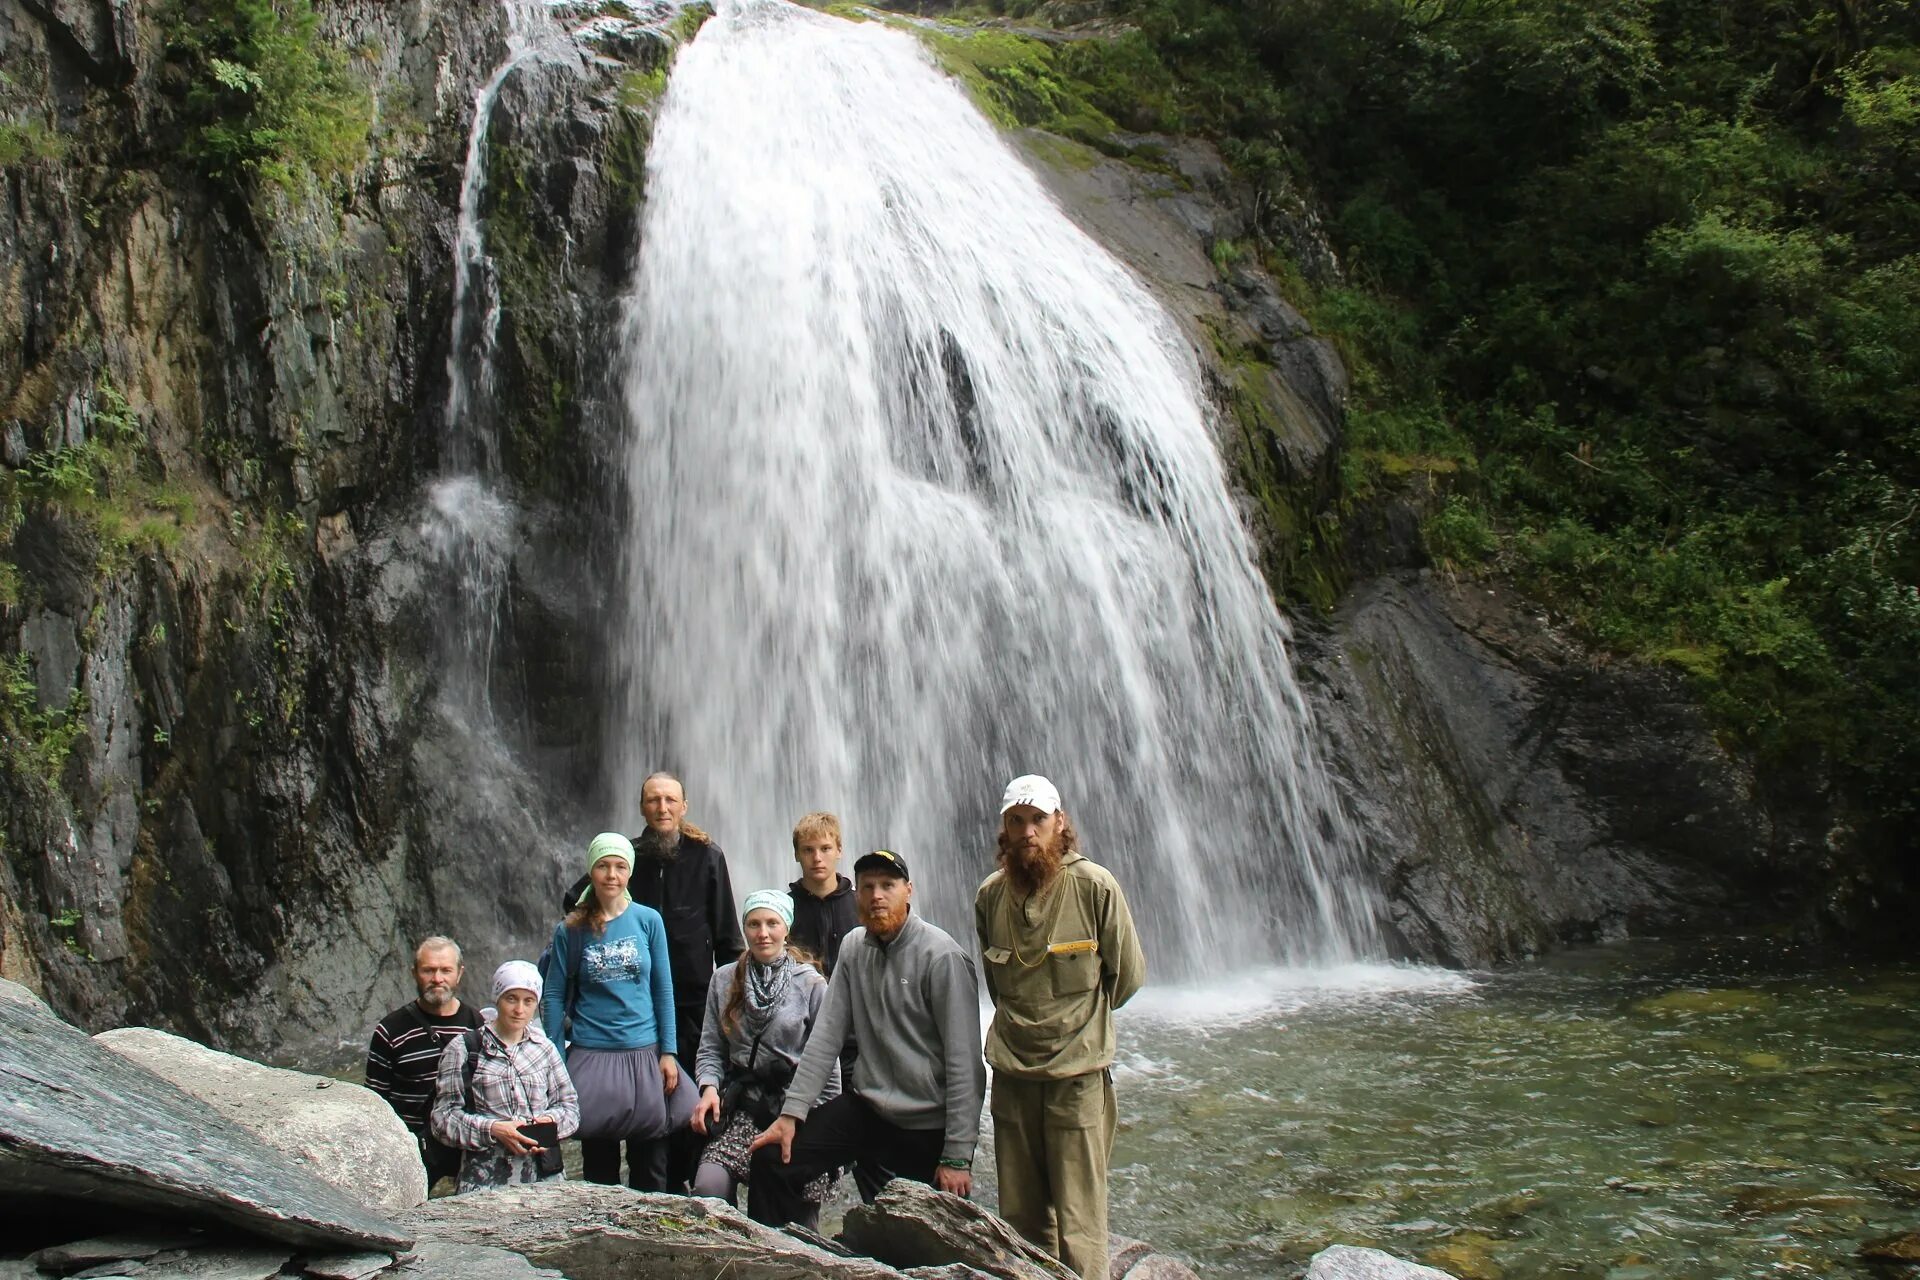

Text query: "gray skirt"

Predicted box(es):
[568, 1045, 698, 1142]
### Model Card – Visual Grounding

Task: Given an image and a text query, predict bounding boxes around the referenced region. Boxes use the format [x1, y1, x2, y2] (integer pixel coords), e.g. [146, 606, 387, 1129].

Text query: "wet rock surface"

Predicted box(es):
[95, 1027, 427, 1216]
[0, 981, 408, 1251]
[1299, 572, 1812, 964]
[1305, 1245, 1458, 1280]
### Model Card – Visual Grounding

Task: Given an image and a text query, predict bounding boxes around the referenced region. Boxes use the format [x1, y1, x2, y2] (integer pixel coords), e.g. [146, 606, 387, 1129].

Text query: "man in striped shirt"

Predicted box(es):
[366, 936, 483, 1188]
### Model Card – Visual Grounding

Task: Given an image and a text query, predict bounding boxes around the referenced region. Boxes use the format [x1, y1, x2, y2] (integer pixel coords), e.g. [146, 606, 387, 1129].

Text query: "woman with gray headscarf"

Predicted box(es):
[689, 888, 839, 1214]
[430, 960, 579, 1193]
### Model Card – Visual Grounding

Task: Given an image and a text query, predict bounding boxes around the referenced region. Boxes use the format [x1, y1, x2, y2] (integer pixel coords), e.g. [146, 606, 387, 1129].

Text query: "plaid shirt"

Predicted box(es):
[430, 1021, 579, 1155]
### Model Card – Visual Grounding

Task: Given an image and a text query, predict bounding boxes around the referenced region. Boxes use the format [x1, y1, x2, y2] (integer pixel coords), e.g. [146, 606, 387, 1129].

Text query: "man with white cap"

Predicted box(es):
[975, 775, 1146, 1280]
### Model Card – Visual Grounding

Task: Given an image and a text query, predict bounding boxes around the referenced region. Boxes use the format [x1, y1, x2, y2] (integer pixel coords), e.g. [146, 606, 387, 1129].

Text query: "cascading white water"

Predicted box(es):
[428, 0, 581, 721]
[612, 0, 1380, 973]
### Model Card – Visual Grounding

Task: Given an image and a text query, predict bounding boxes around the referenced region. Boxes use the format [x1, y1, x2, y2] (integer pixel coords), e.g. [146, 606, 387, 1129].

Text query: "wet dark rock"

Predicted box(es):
[1862, 1233, 1920, 1264]
[839, 1180, 1076, 1280]
[1876, 1168, 1920, 1200]
[0, 980, 409, 1251]
[1300, 573, 1809, 964]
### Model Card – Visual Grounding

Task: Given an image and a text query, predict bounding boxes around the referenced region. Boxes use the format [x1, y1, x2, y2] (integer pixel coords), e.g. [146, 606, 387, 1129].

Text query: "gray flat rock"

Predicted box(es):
[1307, 1245, 1459, 1280]
[0, 979, 409, 1251]
[73, 1266, 147, 1279]
[839, 1181, 1075, 1280]
[97, 1029, 426, 1217]
[407, 1180, 908, 1279]
[383, 1242, 565, 1280]
[31, 1235, 197, 1270]
[130, 1249, 289, 1280]
[300, 1253, 395, 1280]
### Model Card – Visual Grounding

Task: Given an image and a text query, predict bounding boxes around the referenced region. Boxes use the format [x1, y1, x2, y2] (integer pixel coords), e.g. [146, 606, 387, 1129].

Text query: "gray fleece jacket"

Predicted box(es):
[779, 911, 986, 1164]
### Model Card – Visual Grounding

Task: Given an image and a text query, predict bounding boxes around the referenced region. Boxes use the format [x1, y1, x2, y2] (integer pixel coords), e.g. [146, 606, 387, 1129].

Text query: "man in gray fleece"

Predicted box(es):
[747, 849, 986, 1226]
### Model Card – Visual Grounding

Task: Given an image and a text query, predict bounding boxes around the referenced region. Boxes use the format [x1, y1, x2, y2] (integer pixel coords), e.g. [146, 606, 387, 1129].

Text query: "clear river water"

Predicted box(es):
[1013, 939, 1919, 1280]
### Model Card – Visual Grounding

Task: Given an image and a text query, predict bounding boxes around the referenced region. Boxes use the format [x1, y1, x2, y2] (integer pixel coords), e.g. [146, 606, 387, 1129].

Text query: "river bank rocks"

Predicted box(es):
[3, 981, 1217, 1280]
[95, 1026, 427, 1216]
[0, 980, 408, 1250]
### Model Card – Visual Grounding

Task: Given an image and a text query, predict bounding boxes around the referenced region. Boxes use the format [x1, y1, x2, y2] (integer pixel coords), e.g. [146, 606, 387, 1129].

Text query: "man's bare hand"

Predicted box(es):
[933, 1165, 972, 1198]
[747, 1115, 797, 1162]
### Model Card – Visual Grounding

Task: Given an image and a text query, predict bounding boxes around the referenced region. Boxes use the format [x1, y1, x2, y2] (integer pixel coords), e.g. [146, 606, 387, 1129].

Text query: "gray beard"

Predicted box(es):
[636, 827, 682, 859]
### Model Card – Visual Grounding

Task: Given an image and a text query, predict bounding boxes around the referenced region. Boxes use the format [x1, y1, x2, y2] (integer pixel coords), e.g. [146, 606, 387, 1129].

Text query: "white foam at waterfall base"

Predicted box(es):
[612, 0, 1382, 976]
[1122, 963, 1481, 1029]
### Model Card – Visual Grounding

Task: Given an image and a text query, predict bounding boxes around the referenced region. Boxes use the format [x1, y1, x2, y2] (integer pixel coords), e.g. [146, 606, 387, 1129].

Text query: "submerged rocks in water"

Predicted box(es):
[839, 1180, 1076, 1280]
[1306, 1245, 1460, 1280]
[0, 980, 408, 1252]
[1861, 1233, 1920, 1264]
[94, 1027, 426, 1217]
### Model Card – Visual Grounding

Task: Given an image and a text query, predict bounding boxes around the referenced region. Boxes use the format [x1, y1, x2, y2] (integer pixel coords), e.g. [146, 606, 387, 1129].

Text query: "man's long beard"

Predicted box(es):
[1002, 836, 1065, 898]
[859, 899, 909, 938]
[636, 826, 681, 860]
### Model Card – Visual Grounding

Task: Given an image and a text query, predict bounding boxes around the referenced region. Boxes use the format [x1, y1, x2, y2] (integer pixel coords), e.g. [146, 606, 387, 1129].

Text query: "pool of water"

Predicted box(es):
[1046, 940, 1919, 1279]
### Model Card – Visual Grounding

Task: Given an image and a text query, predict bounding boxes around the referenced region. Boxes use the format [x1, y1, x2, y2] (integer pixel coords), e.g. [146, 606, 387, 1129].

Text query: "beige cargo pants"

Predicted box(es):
[989, 1069, 1115, 1280]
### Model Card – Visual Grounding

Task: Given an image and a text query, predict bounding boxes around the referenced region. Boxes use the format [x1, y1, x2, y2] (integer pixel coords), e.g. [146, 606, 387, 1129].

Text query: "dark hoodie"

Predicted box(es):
[788, 873, 859, 976]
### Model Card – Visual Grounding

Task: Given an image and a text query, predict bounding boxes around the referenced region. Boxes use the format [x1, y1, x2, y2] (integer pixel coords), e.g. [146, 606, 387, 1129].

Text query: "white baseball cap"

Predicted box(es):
[999, 774, 1062, 815]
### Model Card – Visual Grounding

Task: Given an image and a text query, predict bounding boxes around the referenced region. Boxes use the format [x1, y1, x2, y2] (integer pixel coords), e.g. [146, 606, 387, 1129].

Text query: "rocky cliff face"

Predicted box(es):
[0, 0, 667, 1058]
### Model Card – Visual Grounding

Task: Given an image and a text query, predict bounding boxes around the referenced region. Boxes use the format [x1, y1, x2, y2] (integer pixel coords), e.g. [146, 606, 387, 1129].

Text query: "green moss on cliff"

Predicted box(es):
[161, 0, 372, 189]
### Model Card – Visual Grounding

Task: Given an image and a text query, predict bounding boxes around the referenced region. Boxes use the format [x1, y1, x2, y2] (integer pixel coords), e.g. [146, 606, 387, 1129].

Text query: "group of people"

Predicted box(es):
[365, 770, 1144, 1280]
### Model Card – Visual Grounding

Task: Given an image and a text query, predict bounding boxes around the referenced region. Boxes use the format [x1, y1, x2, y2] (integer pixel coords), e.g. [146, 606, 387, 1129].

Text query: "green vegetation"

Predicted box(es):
[0, 376, 197, 591]
[0, 653, 87, 789]
[0, 118, 66, 169]
[922, 28, 1121, 145]
[161, 0, 371, 188]
[943, 0, 1917, 829]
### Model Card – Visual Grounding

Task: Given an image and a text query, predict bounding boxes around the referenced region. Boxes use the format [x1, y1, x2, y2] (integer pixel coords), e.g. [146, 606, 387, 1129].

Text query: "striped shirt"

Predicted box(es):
[366, 1001, 483, 1136]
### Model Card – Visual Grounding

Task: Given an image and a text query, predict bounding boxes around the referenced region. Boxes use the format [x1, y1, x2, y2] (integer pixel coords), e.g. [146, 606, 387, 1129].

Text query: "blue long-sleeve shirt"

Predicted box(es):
[541, 905, 678, 1054]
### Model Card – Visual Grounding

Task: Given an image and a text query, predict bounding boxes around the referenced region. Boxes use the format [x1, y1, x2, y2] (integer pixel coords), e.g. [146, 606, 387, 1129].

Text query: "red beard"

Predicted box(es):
[1003, 836, 1065, 896]
[859, 899, 909, 937]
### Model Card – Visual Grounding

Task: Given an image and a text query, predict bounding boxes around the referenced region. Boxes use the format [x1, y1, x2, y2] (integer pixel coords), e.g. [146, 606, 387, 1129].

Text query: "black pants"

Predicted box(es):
[746, 1092, 944, 1227]
[664, 1003, 705, 1192]
[581, 1136, 669, 1191]
[420, 1134, 463, 1189]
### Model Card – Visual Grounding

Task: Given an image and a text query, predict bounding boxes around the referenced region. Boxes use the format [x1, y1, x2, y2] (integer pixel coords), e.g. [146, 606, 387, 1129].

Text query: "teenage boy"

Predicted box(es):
[788, 811, 859, 975]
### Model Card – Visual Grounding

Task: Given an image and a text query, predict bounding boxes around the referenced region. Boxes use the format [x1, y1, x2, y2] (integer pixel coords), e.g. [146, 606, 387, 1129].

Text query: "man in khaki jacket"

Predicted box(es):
[975, 775, 1146, 1280]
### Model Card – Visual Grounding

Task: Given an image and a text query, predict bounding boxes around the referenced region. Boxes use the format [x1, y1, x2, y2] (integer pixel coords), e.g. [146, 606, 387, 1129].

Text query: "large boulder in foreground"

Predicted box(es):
[406, 1180, 909, 1279]
[96, 1026, 427, 1216]
[840, 1181, 1075, 1280]
[1307, 1244, 1458, 1280]
[0, 979, 409, 1251]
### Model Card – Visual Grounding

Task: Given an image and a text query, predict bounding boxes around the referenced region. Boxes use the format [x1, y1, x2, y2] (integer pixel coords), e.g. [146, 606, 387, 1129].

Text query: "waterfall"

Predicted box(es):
[428, 0, 581, 724]
[611, 0, 1380, 973]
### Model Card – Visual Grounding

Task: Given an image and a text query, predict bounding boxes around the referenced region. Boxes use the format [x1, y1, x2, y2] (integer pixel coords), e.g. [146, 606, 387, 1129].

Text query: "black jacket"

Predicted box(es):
[564, 833, 744, 1009]
[788, 874, 860, 976]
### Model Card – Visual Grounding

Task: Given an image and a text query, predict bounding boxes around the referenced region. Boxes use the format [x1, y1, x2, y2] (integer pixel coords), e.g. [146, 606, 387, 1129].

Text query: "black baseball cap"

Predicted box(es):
[852, 849, 910, 881]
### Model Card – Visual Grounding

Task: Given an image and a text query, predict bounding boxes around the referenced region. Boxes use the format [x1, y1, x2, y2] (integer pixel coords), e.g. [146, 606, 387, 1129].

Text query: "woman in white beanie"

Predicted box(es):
[430, 960, 578, 1193]
[688, 889, 838, 1216]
